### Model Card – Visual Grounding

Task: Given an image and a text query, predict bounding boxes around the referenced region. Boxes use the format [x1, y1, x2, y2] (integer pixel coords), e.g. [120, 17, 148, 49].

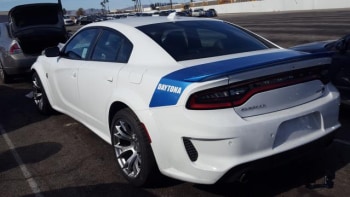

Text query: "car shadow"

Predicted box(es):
[0, 81, 50, 133]
[0, 142, 62, 173]
[22, 183, 157, 197]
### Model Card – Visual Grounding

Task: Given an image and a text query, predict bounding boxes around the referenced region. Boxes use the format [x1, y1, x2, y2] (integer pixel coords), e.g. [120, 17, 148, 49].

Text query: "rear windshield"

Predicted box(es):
[137, 21, 275, 61]
[11, 6, 59, 28]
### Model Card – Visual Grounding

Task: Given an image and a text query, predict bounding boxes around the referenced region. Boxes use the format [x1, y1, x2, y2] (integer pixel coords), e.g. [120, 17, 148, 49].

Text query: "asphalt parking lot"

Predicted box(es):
[1, 9, 350, 197]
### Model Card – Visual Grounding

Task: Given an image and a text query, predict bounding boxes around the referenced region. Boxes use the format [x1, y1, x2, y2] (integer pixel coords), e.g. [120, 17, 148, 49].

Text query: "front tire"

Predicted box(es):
[32, 72, 53, 115]
[111, 108, 158, 186]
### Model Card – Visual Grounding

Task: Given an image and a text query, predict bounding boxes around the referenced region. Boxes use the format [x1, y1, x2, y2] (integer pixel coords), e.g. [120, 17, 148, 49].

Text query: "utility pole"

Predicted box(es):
[170, 0, 173, 9]
[133, 0, 142, 12]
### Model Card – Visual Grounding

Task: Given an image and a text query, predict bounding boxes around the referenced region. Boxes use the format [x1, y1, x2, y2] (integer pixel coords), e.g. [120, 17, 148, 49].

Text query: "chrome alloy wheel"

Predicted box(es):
[113, 120, 141, 178]
[32, 74, 44, 110]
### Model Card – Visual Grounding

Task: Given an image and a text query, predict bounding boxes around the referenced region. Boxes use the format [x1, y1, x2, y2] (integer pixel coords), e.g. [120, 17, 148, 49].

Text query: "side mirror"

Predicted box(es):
[45, 46, 60, 57]
[335, 35, 350, 54]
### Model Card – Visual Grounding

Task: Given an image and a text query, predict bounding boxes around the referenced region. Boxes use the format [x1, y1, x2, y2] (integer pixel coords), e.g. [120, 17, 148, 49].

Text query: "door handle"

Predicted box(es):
[106, 76, 113, 82]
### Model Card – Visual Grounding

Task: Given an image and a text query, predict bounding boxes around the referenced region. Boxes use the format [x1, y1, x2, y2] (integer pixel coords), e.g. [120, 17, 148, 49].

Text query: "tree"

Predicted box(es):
[150, 3, 156, 10]
[76, 8, 85, 16]
[101, 0, 110, 13]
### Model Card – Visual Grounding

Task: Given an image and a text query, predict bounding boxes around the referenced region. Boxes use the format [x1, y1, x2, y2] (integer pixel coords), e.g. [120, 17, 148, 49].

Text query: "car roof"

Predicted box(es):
[84, 15, 222, 28]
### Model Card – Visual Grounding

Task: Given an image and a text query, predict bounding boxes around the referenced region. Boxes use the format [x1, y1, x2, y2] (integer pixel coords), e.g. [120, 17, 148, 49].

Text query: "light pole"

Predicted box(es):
[133, 0, 142, 12]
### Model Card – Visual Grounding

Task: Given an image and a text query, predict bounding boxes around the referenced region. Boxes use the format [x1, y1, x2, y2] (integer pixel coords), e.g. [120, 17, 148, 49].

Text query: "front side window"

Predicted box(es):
[138, 21, 276, 61]
[62, 28, 99, 60]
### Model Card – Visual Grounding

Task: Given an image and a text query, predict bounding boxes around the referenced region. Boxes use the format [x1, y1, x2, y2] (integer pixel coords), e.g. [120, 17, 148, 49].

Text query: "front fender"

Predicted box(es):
[31, 60, 57, 109]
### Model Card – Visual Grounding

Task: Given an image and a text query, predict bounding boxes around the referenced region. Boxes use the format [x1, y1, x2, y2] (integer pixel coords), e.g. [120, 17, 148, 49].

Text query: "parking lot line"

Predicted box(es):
[0, 125, 44, 197]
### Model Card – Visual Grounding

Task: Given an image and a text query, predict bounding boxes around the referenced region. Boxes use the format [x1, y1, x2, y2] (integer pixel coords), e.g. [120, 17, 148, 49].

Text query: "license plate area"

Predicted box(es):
[273, 112, 321, 148]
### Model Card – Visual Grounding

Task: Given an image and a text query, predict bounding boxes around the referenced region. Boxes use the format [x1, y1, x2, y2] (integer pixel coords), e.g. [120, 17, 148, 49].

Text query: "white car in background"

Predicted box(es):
[31, 14, 341, 186]
[192, 8, 206, 17]
[63, 15, 74, 26]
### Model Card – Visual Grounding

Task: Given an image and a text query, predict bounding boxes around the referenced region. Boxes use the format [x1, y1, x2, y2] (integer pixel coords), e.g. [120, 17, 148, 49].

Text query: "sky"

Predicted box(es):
[0, 0, 187, 11]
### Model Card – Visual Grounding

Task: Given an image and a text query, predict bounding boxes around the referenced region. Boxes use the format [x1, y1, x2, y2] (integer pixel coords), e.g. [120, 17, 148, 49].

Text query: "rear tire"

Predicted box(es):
[32, 72, 53, 115]
[111, 108, 159, 187]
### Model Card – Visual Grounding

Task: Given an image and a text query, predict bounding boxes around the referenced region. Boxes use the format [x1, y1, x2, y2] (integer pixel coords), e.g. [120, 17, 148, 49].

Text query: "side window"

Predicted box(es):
[91, 29, 133, 63]
[91, 30, 121, 62]
[62, 28, 99, 60]
[117, 38, 133, 63]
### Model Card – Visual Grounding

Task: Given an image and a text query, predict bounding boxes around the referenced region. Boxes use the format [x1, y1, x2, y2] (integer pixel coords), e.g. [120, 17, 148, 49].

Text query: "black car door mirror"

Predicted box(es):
[335, 35, 350, 54]
[45, 46, 60, 57]
[335, 39, 346, 53]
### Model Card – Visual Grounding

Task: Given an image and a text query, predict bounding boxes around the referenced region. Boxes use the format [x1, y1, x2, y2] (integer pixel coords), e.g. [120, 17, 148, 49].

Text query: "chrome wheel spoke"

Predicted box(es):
[124, 152, 137, 169]
[114, 144, 133, 158]
[124, 152, 140, 176]
[114, 123, 132, 141]
[32, 78, 43, 105]
[132, 155, 141, 175]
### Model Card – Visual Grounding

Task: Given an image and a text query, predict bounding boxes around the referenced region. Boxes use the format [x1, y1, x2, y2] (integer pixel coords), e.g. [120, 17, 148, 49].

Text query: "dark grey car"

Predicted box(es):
[0, 3, 68, 83]
[290, 34, 350, 106]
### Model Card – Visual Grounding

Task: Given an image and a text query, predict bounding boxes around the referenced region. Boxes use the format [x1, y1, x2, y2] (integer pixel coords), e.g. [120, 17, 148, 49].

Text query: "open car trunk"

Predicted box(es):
[8, 3, 68, 55]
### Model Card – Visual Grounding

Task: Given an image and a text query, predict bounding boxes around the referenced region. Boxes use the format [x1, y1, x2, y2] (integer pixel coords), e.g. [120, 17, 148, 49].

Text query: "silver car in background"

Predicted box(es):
[0, 3, 68, 83]
[0, 22, 36, 83]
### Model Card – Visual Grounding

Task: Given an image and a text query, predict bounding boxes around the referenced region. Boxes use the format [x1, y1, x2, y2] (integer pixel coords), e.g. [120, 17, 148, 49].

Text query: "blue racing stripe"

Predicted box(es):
[167, 50, 331, 82]
[149, 50, 331, 107]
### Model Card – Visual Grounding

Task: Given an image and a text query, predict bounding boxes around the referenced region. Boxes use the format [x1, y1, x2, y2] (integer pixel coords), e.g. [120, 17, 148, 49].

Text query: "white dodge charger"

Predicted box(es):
[31, 14, 341, 186]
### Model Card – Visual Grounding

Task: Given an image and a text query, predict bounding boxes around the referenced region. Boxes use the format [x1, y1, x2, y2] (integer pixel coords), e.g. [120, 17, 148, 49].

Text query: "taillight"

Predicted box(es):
[9, 42, 22, 54]
[186, 66, 329, 110]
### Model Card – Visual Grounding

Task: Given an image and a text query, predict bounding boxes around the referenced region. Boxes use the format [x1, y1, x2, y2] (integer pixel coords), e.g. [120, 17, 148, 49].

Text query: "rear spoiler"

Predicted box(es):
[168, 50, 333, 82]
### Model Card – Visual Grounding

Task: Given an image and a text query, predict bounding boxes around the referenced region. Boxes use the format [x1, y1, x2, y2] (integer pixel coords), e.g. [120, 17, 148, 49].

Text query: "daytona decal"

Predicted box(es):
[149, 78, 190, 107]
[157, 83, 182, 94]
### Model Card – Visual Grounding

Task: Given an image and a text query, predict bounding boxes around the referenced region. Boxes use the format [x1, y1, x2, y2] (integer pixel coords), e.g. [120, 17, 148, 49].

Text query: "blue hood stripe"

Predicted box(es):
[149, 50, 331, 108]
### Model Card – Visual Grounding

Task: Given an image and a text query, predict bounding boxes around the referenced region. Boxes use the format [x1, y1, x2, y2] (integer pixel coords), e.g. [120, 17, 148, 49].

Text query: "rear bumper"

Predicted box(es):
[220, 130, 336, 183]
[3, 54, 37, 75]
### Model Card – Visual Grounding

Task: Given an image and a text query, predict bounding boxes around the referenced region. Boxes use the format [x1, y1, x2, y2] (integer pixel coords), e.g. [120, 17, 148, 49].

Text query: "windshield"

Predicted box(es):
[137, 20, 275, 61]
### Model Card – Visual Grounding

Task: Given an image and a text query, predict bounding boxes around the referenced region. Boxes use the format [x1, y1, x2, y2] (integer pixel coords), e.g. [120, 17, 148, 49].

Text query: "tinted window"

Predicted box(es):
[91, 29, 133, 63]
[62, 28, 99, 60]
[117, 38, 133, 63]
[137, 21, 275, 61]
